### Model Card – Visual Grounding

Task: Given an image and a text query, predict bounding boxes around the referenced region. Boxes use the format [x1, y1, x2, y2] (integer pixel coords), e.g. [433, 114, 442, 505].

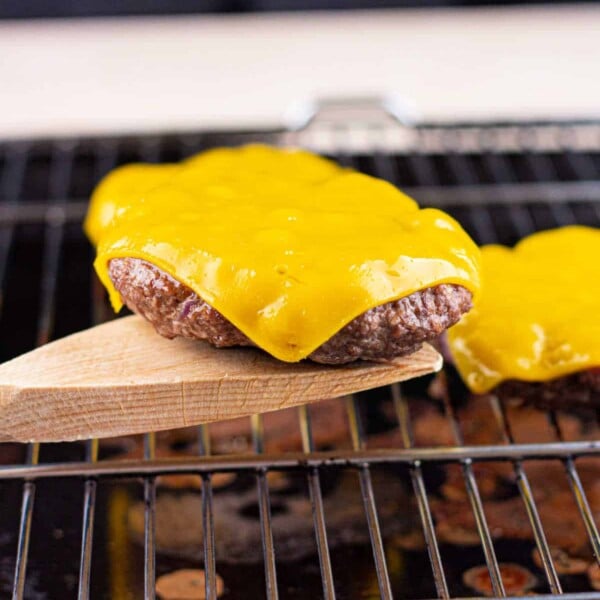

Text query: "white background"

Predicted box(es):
[1, 4, 599, 138]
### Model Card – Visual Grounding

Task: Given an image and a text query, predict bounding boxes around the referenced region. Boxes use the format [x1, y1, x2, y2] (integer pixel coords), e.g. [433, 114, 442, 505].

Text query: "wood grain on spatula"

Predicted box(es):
[0, 315, 442, 442]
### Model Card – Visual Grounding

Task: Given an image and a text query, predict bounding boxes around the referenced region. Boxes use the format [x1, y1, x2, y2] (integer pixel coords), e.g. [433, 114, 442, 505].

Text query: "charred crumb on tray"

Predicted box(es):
[462, 564, 537, 597]
[108, 256, 472, 364]
[155, 568, 224, 599]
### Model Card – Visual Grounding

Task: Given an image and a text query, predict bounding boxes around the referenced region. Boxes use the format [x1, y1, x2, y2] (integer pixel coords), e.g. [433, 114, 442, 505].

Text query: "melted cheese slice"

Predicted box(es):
[448, 226, 600, 394]
[86, 144, 480, 362]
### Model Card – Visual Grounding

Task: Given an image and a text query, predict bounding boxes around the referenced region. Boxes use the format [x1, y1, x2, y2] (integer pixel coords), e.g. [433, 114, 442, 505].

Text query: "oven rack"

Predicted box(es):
[1, 113, 600, 599]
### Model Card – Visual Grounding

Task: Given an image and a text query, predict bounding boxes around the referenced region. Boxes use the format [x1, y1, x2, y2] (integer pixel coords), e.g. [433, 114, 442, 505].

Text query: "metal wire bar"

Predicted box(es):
[12, 482, 35, 600]
[0, 201, 87, 225]
[467, 204, 499, 245]
[37, 221, 65, 345]
[0, 143, 29, 200]
[527, 153, 580, 227]
[139, 138, 162, 163]
[77, 439, 99, 600]
[371, 149, 398, 184]
[435, 144, 501, 245]
[489, 145, 534, 236]
[523, 149, 557, 183]
[406, 135, 440, 186]
[547, 411, 600, 564]
[422, 121, 600, 153]
[515, 471, 562, 592]
[345, 396, 393, 600]
[94, 139, 119, 179]
[406, 177, 600, 205]
[251, 414, 279, 600]
[143, 433, 157, 600]
[489, 397, 562, 593]
[298, 404, 336, 600]
[179, 134, 205, 157]
[563, 459, 600, 561]
[198, 424, 218, 600]
[444, 149, 479, 185]
[508, 202, 537, 240]
[37, 142, 76, 344]
[391, 384, 449, 599]
[561, 144, 598, 180]
[77, 479, 97, 599]
[0, 144, 28, 299]
[5, 440, 600, 480]
[11, 444, 39, 600]
[481, 147, 537, 243]
[441, 391, 506, 597]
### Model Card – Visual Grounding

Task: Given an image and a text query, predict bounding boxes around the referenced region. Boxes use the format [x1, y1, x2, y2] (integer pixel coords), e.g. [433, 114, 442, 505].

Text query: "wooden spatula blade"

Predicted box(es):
[0, 315, 442, 442]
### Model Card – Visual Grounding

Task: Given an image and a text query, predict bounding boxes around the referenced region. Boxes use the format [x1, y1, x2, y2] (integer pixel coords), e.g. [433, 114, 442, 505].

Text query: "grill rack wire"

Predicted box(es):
[1, 109, 600, 600]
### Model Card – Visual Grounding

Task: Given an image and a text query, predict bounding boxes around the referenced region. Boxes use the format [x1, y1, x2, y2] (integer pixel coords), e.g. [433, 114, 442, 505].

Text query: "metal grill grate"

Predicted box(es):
[1, 117, 600, 600]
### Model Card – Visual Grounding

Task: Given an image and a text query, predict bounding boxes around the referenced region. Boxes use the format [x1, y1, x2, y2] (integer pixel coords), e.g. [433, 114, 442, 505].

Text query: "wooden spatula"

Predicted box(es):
[0, 315, 442, 442]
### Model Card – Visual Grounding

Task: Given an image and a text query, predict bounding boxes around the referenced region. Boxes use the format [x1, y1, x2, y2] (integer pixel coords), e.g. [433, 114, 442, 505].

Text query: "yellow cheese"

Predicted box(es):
[85, 144, 480, 362]
[85, 163, 180, 246]
[448, 226, 600, 393]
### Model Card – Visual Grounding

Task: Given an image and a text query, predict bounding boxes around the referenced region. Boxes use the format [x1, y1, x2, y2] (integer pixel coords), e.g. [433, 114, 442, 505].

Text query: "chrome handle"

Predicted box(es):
[285, 95, 419, 132]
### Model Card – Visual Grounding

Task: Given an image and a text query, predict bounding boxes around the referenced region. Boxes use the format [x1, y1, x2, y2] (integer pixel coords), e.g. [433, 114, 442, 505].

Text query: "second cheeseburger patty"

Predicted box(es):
[109, 257, 472, 364]
[495, 369, 600, 409]
[447, 226, 600, 408]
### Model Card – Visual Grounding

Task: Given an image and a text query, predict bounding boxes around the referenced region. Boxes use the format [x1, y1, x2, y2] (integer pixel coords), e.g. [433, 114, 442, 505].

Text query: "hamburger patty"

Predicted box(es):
[108, 257, 472, 364]
[495, 369, 600, 410]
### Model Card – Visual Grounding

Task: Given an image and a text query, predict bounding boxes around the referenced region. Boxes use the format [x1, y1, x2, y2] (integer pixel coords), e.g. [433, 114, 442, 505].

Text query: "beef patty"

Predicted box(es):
[495, 369, 600, 410]
[108, 257, 472, 364]
[436, 334, 600, 410]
